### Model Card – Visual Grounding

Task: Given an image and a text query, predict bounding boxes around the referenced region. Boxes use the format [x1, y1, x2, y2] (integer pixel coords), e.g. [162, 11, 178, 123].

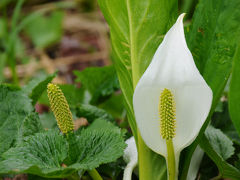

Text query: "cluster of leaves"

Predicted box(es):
[98, 0, 240, 179]
[0, 65, 128, 179]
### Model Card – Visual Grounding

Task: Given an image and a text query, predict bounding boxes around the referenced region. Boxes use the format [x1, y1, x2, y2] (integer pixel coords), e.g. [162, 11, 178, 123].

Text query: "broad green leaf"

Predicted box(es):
[229, 45, 240, 136]
[24, 11, 64, 49]
[205, 126, 234, 160]
[87, 118, 122, 134]
[212, 102, 240, 145]
[58, 84, 84, 107]
[76, 104, 115, 123]
[17, 112, 43, 144]
[200, 134, 240, 180]
[98, 0, 177, 140]
[68, 129, 126, 170]
[0, 130, 69, 178]
[0, 84, 33, 156]
[99, 93, 125, 119]
[98, 0, 177, 179]
[180, 0, 240, 178]
[74, 66, 119, 104]
[22, 72, 56, 105]
[39, 112, 57, 130]
[0, 128, 126, 178]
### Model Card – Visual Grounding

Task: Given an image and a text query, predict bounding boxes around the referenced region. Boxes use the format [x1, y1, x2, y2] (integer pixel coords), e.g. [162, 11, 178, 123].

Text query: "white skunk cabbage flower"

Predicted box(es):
[133, 13, 212, 179]
[123, 137, 138, 180]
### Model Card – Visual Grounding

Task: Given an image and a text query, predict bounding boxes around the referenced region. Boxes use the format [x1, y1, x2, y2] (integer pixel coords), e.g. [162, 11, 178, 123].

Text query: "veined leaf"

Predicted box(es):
[205, 126, 234, 161]
[229, 45, 240, 136]
[76, 104, 115, 123]
[180, 0, 240, 178]
[200, 134, 240, 180]
[17, 112, 43, 144]
[74, 66, 119, 104]
[0, 127, 126, 178]
[98, 0, 177, 140]
[0, 84, 33, 156]
[22, 72, 56, 105]
[98, 0, 177, 179]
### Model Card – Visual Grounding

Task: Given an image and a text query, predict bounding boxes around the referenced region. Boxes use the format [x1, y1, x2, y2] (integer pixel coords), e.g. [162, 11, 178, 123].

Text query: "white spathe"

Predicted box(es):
[133, 14, 212, 158]
[123, 137, 138, 180]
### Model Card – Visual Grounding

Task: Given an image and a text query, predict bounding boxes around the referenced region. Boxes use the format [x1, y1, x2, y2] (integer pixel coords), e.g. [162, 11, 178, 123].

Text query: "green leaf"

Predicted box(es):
[87, 118, 122, 134]
[74, 66, 119, 104]
[98, 93, 125, 119]
[39, 112, 57, 130]
[0, 130, 69, 178]
[98, 0, 177, 179]
[200, 134, 240, 180]
[180, 0, 240, 178]
[17, 112, 43, 144]
[22, 72, 56, 105]
[205, 126, 234, 160]
[24, 11, 64, 49]
[0, 128, 126, 178]
[0, 84, 33, 156]
[76, 104, 115, 123]
[98, 0, 177, 140]
[68, 128, 126, 170]
[212, 102, 240, 145]
[229, 45, 240, 136]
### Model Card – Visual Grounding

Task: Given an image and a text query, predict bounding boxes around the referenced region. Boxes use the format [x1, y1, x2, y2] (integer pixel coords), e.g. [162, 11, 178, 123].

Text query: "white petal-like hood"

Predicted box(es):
[133, 14, 212, 157]
[123, 137, 138, 180]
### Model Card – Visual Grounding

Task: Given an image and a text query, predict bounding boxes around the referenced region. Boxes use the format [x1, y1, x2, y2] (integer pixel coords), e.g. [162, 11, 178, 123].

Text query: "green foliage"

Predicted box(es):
[0, 124, 126, 178]
[98, 93, 125, 119]
[0, 130, 69, 178]
[200, 134, 240, 180]
[22, 72, 56, 105]
[76, 104, 115, 123]
[39, 112, 57, 130]
[0, 84, 34, 156]
[98, 1, 177, 179]
[88, 118, 121, 134]
[180, 0, 240, 178]
[24, 11, 64, 49]
[58, 84, 84, 108]
[17, 112, 43, 144]
[98, 0, 177, 140]
[205, 126, 234, 160]
[74, 66, 119, 104]
[212, 101, 240, 145]
[229, 45, 240, 137]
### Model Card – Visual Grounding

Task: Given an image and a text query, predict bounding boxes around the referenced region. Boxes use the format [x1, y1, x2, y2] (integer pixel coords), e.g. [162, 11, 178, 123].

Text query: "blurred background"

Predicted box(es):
[0, 0, 111, 85]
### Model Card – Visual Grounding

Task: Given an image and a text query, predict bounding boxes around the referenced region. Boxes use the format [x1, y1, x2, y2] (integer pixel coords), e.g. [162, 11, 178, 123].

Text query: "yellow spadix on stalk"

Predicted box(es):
[159, 88, 176, 140]
[47, 83, 74, 134]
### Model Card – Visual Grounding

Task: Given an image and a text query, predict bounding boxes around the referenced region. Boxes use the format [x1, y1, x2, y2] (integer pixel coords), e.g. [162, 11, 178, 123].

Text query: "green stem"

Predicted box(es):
[87, 169, 103, 180]
[138, 132, 151, 179]
[166, 140, 175, 180]
[67, 172, 79, 180]
[210, 174, 222, 180]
